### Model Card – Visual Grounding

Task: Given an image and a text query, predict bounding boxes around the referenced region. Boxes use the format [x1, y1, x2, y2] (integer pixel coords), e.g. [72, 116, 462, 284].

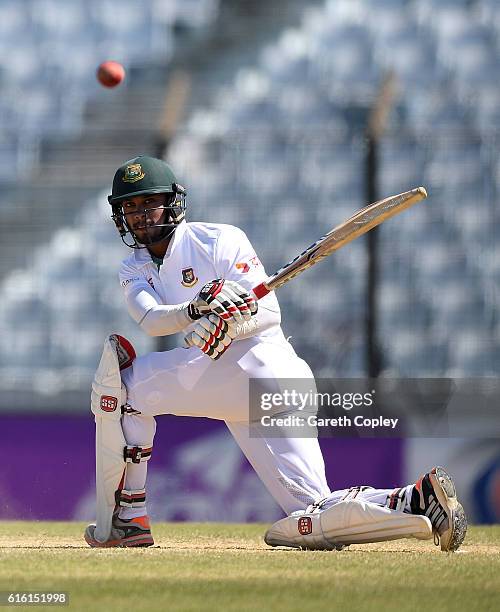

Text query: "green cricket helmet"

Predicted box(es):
[108, 155, 186, 249]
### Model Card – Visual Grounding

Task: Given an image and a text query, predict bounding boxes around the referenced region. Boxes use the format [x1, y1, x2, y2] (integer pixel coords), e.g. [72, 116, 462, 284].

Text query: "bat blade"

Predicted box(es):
[253, 187, 427, 299]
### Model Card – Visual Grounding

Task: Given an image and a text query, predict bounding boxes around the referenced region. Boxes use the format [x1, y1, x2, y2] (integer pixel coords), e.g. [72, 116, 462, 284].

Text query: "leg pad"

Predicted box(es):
[265, 498, 433, 550]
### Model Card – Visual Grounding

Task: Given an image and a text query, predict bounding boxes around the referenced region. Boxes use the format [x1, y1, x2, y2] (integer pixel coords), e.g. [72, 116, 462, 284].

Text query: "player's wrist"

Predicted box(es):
[227, 318, 258, 340]
[186, 303, 203, 321]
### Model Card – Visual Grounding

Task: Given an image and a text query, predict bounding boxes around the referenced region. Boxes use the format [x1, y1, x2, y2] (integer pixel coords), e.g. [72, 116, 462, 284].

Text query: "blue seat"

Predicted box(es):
[312, 23, 379, 96]
[366, 5, 414, 43]
[31, 0, 90, 40]
[447, 329, 500, 375]
[379, 140, 425, 196]
[381, 38, 440, 91]
[383, 330, 429, 374]
[440, 27, 497, 96]
[478, 0, 500, 37]
[416, 1, 474, 31]
[475, 86, 500, 135]
[168, 0, 220, 29]
[405, 84, 473, 135]
[416, 243, 465, 286]
[0, 137, 22, 182]
[424, 141, 484, 191]
[0, 43, 40, 86]
[432, 281, 485, 328]
[0, 0, 29, 39]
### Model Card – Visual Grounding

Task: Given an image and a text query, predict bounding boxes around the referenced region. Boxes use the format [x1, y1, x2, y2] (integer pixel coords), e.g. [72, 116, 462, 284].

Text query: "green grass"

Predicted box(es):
[0, 522, 499, 611]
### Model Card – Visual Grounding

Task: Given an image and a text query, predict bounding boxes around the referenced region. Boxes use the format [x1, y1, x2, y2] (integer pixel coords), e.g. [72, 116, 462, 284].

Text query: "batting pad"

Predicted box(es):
[265, 499, 433, 550]
[94, 416, 127, 543]
[91, 335, 131, 543]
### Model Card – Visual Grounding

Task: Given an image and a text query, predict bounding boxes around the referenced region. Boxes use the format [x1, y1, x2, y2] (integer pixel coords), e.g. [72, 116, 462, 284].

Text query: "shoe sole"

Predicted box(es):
[429, 467, 467, 552]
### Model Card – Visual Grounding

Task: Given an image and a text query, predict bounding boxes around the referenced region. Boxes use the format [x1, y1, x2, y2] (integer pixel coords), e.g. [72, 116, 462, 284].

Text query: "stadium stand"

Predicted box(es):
[0, 0, 219, 150]
[0, 0, 499, 408]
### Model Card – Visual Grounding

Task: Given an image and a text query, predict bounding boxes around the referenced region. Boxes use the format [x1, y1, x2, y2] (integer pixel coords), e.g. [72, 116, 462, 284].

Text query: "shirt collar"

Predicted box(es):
[132, 220, 188, 267]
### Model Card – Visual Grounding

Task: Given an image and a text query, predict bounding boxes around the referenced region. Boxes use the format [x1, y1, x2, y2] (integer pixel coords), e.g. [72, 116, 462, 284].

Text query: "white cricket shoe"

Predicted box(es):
[411, 466, 467, 552]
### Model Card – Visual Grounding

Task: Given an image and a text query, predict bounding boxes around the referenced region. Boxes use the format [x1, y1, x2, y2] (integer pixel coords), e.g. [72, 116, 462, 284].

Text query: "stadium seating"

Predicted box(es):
[0, 0, 498, 405]
[0, 0, 217, 172]
[172, 0, 500, 376]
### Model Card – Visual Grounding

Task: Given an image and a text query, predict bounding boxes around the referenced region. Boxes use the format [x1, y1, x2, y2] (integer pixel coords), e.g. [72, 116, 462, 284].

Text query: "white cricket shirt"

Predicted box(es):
[119, 221, 286, 343]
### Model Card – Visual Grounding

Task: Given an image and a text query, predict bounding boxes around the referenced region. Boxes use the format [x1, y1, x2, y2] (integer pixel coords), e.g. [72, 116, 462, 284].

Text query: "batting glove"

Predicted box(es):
[184, 314, 234, 360]
[187, 279, 258, 325]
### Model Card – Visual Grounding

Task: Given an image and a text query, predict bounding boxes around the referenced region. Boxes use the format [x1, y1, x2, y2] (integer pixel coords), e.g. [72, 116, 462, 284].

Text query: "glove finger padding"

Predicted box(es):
[244, 294, 258, 316]
[226, 281, 259, 318]
[197, 315, 231, 344]
[185, 314, 232, 360]
[210, 289, 246, 325]
[226, 281, 258, 317]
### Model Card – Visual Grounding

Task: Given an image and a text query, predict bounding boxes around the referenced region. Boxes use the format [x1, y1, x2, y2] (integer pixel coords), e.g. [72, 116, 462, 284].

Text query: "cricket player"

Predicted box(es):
[85, 156, 467, 552]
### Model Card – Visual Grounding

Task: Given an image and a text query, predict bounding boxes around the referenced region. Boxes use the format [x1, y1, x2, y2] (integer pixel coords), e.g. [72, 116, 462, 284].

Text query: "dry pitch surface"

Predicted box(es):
[0, 522, 499, 611]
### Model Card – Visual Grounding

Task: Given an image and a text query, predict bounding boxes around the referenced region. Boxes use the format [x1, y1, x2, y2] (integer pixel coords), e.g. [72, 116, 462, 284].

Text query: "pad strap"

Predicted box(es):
[116, 488, 146, 508]
[124, 445, 152, 464]
[122, 404, 141, 415]
[387, 487, 406, 511]
[341, 486, 374, 501]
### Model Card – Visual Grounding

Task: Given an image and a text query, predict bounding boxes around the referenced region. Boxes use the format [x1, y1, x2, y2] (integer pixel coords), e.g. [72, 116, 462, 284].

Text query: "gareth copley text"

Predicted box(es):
[260, 414, 399, 429]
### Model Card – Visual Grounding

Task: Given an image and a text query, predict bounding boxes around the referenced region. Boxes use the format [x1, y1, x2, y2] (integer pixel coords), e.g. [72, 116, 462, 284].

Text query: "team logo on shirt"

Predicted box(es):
[181, 267, 198, 287]
[122, 163, 145, 183]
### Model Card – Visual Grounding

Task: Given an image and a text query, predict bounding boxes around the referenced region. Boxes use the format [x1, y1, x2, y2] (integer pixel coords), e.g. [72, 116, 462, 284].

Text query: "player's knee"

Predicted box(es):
[90, 335, 133, 420]
[122, 414, 156, 445]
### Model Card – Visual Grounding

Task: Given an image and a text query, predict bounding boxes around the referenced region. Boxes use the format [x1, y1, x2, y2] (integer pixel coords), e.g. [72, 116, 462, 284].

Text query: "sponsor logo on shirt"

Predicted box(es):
[181, 267, 198, 288]
[121, 277, 140, 287]
[236, 256, 261, 273]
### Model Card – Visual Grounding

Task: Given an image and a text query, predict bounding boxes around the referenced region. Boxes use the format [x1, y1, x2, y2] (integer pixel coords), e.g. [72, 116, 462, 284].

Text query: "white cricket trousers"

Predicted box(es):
[120, 337, 331, 516]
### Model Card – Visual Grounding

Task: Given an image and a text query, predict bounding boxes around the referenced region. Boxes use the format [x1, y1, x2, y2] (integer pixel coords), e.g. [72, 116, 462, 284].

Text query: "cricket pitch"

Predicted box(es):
[0, 522, 499, 611]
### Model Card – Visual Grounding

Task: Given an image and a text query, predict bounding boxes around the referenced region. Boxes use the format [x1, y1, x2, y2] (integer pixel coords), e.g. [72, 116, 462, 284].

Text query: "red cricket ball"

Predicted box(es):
[96, 61, 125, 88]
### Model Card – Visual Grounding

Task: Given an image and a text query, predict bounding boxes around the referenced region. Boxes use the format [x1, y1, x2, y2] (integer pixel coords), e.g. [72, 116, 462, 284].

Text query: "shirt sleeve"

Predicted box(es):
[214, 225, 281, 337]
[119, 262, 191, 337]
[214, 225, 269, 290]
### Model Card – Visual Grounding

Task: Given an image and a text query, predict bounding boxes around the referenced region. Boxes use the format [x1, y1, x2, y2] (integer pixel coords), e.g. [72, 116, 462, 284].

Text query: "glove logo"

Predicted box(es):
[100, 395, 118, 412]
[181, 267, 198, 287]
[298, 516, 313, 536]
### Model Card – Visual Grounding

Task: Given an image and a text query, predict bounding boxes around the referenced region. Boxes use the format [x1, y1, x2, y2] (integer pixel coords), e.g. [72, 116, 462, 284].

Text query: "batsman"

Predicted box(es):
[85, 155, 467, 552]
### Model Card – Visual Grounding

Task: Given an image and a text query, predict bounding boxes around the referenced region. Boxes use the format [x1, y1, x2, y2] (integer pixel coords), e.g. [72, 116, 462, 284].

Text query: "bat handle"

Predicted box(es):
[252, 282, 271, 300]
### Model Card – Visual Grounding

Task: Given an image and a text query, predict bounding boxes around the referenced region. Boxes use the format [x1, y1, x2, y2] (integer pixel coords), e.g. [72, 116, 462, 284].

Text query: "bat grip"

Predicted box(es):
[252, 282, 270, 300]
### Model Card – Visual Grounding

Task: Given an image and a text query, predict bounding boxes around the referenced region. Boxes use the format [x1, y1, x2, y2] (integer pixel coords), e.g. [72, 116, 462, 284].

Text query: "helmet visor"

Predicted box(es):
[112, 192, 186, 248]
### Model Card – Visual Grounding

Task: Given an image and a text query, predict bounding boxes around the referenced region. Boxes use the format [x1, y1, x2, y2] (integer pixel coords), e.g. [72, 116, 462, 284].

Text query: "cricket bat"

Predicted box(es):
[252, 187, 427, 299]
